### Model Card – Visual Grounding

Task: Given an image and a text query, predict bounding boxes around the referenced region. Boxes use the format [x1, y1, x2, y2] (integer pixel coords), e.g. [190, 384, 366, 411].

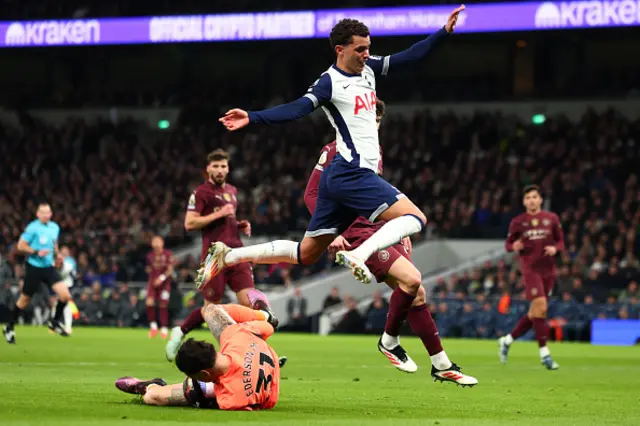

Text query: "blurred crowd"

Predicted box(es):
[0, 117, 194, 289]
[320, 250, 639, 341]
[0, 279, 190, 327]
[1, 107, 639, 292]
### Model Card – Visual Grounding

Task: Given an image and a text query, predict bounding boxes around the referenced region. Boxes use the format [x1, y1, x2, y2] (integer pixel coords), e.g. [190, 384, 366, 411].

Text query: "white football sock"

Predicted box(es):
[351, 215, 423, 260]
[381, 332, 399, 349]
[150, 322, 158, 330]
[539, 346, 550, 358]
[225, 241, 300, 265]
[430, 351, 453, 370]
[504, 334, 514, 345]
[63, 303, 73, 332]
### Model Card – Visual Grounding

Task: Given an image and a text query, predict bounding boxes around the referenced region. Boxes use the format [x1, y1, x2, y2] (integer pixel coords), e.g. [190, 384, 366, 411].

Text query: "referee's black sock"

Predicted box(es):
[53, 301, 68, 323]
[8, 305, 23, 328]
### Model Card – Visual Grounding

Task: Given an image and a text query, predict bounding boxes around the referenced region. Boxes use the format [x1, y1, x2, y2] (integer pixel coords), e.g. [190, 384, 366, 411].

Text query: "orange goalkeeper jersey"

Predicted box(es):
[213, 321, 280, 410]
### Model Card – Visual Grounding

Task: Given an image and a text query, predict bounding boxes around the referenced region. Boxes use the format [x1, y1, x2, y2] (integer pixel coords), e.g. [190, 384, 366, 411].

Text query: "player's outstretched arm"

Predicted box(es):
[219, 97, 315, 130]
[203, 304, 237, 342]
[144, 383, 189, 407]
[220, 73, 331, 130]
[245, 321, 274, 340]
[370, 5, 464, 75]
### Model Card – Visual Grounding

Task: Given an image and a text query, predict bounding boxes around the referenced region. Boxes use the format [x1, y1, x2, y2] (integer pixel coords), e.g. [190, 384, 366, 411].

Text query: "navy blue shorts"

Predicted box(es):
[305, 156, 406, 238]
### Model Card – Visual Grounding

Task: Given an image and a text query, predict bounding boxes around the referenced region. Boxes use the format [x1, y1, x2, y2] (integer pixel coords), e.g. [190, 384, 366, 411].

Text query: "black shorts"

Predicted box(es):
[23, 263, 62, 297]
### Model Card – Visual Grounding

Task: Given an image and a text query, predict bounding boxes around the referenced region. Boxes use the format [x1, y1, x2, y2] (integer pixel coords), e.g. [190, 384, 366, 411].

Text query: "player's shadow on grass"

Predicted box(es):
[110, 399, 393, 417]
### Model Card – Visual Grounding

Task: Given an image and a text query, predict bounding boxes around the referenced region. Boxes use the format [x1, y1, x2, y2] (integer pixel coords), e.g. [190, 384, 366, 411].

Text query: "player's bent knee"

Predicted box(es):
[412, 285, 427, 307]
[299, 235, 333, 264]
[53, 283, 71, 302]
[411, 210, 427, 225]
[399, 272, 421, 296]
[17, 295, 31, 308]
[531, 297, 548, 318]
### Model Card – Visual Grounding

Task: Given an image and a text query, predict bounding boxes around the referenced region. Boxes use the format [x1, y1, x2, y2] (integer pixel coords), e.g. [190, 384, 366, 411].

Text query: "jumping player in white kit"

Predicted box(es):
[203, 6, 465, 355]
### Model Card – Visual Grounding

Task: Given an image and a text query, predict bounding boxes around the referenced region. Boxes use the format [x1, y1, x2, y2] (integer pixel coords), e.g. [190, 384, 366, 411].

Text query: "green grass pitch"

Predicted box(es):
[1, 327, 639, 425]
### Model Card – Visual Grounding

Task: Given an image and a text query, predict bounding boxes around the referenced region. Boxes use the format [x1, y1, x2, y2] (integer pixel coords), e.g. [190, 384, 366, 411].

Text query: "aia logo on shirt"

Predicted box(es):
[354, 91, 377, 115]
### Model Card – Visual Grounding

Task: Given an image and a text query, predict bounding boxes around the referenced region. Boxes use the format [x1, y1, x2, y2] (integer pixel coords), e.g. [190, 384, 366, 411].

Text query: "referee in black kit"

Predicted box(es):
[3, 203, 73, 344]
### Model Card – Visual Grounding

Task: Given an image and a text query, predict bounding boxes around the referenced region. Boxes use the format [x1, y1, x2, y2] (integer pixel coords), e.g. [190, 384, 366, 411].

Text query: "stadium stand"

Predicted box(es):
[0, 1, 638, 338]
[1, 107, 637, 337]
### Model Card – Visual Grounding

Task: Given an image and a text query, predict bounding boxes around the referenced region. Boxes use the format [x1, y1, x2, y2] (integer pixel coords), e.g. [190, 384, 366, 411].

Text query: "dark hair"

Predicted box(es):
[175, 338, 216, 376]
[330, 19, 370, 49]
[376, 99, 386, 118]
[523, 184, 541, 197]
[207, 149, 229, 164]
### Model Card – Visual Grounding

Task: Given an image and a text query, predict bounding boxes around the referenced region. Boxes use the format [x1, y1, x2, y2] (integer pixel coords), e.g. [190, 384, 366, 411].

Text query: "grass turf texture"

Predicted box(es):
[1, 327, 639, 426]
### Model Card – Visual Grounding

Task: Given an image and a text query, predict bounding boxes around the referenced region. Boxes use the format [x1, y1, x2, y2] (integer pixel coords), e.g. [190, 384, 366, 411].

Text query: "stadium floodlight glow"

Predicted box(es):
[157, 120, 170, 129]
[1, 2, 640, 48]
[532, 114, 546, 125]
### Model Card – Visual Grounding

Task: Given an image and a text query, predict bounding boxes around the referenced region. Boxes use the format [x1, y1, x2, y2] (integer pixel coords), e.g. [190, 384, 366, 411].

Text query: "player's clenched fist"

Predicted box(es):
[328, 235, 351, 254]
[512, 240, 524, 252]
[219, 204, 235, 217]
[237, 220, 251, 237]
[219, 109, 249, 131]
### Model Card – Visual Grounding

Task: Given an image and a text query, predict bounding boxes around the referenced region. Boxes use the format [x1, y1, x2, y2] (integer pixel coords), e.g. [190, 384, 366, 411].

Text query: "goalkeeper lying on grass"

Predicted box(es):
[116, 290, 286, 410]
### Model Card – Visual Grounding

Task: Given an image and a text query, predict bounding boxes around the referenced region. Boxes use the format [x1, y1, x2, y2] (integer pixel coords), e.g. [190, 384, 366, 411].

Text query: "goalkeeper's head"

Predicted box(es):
[175, 338, 217, 382]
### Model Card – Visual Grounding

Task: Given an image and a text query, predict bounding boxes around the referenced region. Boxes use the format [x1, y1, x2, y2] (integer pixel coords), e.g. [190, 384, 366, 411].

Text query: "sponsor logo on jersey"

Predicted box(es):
[524, 229, 549, 240]
[318, 151, 328, 165]
[354, 91, 377, 115]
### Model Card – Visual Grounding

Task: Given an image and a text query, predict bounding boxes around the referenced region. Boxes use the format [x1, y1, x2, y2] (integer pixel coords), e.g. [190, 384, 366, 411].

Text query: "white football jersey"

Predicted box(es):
[59, 257, 77, 288]
[304, 56, 389, 172]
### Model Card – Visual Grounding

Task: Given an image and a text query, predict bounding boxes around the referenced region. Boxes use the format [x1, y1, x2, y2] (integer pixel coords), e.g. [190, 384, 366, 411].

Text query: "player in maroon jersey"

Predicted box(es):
[499, 185, 564, 370]
[304, 99, 476, 386]
[166, 149, 254, 361]
[145, 236, 175, 339]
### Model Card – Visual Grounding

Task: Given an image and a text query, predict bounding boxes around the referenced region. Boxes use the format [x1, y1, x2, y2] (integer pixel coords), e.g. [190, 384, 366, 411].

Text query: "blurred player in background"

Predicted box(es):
[57, 245, 77, 333]
[500, 185, 564, 370]
[3, 203, 72, 343]
[146, 235, 174, 339]
[304, 99, 476, 386]
[116, 290, 281, 411]
[166, 149, 253, 360]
